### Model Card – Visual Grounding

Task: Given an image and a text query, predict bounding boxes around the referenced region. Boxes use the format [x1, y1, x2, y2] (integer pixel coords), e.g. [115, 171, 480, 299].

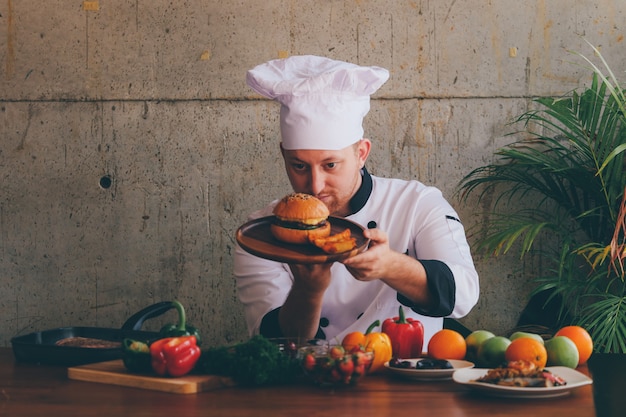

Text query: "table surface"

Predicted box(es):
[0, 348, 596, 417]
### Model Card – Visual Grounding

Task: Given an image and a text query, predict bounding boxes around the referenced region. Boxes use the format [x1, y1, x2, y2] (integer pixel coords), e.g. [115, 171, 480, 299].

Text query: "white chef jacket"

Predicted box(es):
[234, 170, 479, 347]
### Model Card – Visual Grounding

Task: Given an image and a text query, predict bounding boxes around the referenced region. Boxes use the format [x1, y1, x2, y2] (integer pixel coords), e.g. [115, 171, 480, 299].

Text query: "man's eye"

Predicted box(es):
[326, 162, 337, 169]
[292, 163, 307, 171]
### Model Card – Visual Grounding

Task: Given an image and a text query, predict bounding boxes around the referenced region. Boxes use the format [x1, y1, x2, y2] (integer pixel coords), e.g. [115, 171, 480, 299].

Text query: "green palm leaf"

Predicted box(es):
[458, 48, 626, 352]
[580, 295, 626, 353]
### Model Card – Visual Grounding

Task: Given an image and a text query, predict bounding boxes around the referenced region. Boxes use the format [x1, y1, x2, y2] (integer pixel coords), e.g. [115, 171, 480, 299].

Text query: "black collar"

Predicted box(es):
[348, 167, 373, 215]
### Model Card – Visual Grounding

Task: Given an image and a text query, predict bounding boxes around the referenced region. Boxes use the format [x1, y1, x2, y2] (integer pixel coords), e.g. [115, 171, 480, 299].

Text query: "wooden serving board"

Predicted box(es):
[68, 360, 234, 394]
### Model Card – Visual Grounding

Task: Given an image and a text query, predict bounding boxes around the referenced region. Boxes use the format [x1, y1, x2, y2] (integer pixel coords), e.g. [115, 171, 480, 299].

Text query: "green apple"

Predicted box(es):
[545, 336, 579, 368]
[465, 330, 495, 363]
[509, 331, 544, 345]
[477, 336, 511, 368]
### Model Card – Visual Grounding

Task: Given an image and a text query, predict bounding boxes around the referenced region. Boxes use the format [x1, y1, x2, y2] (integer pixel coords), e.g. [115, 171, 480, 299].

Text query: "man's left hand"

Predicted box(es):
[340, 228, 396, 281]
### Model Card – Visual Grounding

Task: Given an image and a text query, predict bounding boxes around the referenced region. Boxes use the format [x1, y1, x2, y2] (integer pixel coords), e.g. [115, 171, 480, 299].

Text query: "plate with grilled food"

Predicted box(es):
[452, 365, 593, 398]
[236, 216, 369, 264]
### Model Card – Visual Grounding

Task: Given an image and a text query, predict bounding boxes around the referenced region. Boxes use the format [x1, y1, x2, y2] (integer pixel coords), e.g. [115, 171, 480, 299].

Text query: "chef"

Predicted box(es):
[235, 55, 479, 347]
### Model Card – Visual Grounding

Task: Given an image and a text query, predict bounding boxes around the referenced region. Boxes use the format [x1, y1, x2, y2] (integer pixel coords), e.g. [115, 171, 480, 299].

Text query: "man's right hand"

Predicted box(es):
[278, 262, 333, 339]
[289, 262, 333, 293]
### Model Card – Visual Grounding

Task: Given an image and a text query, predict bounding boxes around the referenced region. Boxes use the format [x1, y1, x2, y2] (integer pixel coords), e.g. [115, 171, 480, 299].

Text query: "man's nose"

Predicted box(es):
[309, 168, 326, 195]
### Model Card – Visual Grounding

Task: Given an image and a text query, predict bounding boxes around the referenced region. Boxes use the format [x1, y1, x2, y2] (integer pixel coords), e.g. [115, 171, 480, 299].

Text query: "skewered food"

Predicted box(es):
[474, 360, 566, 387]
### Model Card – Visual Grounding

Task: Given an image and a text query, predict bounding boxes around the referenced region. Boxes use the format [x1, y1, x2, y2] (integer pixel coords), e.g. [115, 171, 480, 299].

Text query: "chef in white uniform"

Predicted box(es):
[235, 55, 479, 348]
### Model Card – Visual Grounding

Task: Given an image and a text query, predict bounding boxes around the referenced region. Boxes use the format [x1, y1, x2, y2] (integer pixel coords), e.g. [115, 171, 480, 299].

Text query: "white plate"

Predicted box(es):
[452, 366, 593, 398]
[384, 358, 475, 381]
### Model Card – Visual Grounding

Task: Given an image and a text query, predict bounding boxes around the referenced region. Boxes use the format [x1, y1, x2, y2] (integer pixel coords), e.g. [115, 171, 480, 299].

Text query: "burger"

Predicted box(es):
[271, 193, 331, 244]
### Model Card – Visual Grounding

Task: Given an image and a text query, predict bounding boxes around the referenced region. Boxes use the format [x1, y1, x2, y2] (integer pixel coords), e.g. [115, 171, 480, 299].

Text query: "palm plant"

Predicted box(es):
[458, 44, 626, 353]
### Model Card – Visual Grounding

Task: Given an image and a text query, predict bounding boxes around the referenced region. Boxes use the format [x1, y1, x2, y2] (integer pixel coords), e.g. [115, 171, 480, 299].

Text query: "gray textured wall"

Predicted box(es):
[1, 0, 625, 348]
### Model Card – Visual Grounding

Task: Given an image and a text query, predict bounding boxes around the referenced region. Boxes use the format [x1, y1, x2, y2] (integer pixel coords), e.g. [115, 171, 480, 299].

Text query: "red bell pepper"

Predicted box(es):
[382, 306, 424, 359]
[150, 335, 201, 377]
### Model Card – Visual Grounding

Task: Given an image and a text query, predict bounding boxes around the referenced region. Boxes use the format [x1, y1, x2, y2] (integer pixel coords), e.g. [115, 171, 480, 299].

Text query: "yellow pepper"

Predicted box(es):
[342, 320, 393, 373]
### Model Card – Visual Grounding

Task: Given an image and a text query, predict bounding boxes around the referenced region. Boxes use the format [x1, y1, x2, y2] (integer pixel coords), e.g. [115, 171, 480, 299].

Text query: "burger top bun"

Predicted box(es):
[273, 193, 329, 224]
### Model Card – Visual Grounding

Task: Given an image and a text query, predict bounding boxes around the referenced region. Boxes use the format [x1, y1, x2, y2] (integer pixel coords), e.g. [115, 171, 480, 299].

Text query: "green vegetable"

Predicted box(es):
[159, 300, 202, 346]
[197, 335, 301, 386]
[122, 338, 152, 373]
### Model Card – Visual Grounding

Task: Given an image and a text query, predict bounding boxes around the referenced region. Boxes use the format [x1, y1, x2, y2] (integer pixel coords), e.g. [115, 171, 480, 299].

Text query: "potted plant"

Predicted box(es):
[457, 43, 626, 416]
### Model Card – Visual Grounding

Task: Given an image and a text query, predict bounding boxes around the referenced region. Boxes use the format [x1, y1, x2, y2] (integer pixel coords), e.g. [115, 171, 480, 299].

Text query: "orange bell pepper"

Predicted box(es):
[341, 320, 393, 373]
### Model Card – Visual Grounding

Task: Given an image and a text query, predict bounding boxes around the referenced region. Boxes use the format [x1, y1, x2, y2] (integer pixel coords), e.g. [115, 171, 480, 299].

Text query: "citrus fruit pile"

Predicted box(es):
[425, 325, 593, 369]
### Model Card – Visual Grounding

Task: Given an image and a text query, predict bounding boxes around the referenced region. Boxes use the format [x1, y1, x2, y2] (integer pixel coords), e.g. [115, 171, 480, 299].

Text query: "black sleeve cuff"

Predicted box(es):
[260, 307, 326, 339]
[260, 307, 284, 338]
[262, 260, 455, 336]
[397, 259, 456, 317]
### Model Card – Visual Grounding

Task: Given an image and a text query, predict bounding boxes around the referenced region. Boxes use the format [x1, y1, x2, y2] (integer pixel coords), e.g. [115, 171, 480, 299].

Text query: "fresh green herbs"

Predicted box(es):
[197, 335, 301, 386]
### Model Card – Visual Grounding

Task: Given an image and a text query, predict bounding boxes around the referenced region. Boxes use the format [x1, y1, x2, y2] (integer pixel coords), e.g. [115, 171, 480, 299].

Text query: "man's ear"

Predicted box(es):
[358, 139, 372, 167]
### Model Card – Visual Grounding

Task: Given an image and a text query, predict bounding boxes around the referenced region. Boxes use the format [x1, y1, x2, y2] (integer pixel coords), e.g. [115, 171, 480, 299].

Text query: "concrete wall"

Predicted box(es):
[1, 0, 625, 347]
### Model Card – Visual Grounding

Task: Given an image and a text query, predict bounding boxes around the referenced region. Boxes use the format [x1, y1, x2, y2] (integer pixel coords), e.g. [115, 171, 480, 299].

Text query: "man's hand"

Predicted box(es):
[289, 262, 333, 292]
[278, 262, 333, 339]
[340, 228, 396, 281]
[342, 228, 432, 308]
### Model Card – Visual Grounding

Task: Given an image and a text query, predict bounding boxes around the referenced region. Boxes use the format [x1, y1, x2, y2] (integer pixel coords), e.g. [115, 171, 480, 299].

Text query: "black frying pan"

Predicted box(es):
[11, 301, 174, 366]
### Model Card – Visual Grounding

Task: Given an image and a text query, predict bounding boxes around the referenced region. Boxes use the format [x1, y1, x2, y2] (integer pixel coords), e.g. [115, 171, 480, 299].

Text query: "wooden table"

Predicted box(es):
[0, 348, 596, 417]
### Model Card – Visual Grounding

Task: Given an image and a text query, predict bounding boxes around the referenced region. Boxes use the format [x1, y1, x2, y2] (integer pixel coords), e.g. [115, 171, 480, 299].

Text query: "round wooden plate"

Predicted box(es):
[236, 216, 370, 264]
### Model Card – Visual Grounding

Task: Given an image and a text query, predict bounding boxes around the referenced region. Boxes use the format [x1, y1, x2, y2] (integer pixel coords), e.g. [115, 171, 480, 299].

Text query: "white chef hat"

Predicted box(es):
[246, 55, 389, 150]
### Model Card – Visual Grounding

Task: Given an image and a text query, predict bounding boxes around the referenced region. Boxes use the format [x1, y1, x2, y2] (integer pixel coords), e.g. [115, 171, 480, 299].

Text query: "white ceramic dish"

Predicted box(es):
[452, 366, 593, 398]
[384, 358, 475, 381]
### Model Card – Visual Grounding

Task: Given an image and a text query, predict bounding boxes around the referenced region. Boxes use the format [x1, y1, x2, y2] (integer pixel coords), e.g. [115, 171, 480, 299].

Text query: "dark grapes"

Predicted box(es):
[389, 358, 453, 370]
[415, 359, 453, 369]
[389, 358, 413, 369]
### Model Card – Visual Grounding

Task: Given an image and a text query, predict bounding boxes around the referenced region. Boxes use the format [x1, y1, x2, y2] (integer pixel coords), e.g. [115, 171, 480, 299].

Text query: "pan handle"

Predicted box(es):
[121, 301, 175, 331]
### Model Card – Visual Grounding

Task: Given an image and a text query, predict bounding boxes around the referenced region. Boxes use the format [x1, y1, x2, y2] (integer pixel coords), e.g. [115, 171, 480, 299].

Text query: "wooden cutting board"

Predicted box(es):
[68, 360, 235, 394]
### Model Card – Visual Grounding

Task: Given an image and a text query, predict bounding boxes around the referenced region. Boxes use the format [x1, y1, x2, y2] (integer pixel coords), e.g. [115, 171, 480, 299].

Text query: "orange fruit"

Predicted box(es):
[504, 337, 548, 369]
[427, 329, 467, 360]
[555, 326, 594, 365]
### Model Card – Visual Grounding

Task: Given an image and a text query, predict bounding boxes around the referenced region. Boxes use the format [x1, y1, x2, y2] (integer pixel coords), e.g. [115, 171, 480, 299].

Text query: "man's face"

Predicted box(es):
[281, 140, 371, 217]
